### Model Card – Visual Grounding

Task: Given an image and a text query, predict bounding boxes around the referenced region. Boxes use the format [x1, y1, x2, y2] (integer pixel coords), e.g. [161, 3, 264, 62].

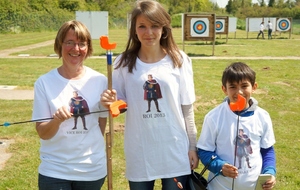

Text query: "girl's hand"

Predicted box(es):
[100, 89, 117, 108]
[188, 150, 199, 170]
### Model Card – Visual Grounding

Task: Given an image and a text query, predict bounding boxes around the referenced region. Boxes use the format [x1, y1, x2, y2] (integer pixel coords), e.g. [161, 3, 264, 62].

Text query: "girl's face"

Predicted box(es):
[222, 79, 257, 109]
[61, 29, 88, 67]
[135, 15, 163, 48]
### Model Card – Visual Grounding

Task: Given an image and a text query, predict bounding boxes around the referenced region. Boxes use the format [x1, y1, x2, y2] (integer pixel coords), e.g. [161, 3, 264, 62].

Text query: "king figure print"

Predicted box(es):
[69, 91, 90, 130]
[143, 74, 162, 113]
[235, 128, 253, 169]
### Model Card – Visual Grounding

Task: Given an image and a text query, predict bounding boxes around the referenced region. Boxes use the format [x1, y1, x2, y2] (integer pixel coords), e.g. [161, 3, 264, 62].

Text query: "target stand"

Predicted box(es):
[246, 17, 292, 39]
[276, 17, 292, 39]
[183, 13, 216, 55]
[216, 16, 229, 43]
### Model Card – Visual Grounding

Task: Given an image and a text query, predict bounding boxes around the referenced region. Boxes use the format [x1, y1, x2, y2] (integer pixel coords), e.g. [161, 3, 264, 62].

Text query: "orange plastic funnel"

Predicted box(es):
[229, 94, 246, 111]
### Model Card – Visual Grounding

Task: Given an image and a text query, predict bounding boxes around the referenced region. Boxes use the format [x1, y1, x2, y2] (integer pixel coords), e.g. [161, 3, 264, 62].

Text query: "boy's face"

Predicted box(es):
[222, 79, 257, 109]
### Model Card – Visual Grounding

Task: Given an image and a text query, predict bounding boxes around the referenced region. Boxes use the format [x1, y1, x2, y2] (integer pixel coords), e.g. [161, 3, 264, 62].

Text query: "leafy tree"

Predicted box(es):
[3, 0, 300, 33]
[84, 1, 100, 11]
[59, 0, 82, 12]
[293, 6, 300, 17]
[285, 0, 296, 8]
[277, 0, 285, 8]
[268, 0, 275, 7]
[238, 0, 252, 8]
[98, 0, 122, 11]
[226, 0, 239, 15]
[165, 0, 213, 14]
[258, 0, 266, 7]
[226, 0, 234, 14]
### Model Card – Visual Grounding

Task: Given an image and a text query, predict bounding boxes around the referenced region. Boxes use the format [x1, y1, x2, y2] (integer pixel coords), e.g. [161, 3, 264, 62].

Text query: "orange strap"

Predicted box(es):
[109, 100, 127, 117]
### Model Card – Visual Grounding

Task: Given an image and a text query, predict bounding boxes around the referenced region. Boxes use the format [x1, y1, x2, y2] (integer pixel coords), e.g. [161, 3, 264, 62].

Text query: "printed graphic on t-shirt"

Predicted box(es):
[69, 91, 90, 130]
[143, 74, 162, 113]
[234, 128, 253, 169]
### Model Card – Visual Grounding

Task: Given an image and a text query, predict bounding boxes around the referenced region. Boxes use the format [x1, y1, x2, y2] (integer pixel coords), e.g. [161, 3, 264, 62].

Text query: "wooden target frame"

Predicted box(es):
[246, 17, 292, 39]
[276, 17, 292, 32]
[216, 16, 229, 34]
[216, 16, 229, 43]
[182, 13, 216, 55]
[276, 17, 292, 39]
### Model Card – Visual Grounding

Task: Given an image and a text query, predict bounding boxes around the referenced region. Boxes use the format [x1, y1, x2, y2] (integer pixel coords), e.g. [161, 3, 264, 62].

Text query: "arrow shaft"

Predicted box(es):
[1, 110, 109, 126]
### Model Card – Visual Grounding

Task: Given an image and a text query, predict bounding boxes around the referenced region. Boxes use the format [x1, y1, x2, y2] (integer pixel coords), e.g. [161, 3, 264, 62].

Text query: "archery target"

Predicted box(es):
[190, 18, 209, 37]
[216, 19, 225, 33]
[277, 18, 290, 31]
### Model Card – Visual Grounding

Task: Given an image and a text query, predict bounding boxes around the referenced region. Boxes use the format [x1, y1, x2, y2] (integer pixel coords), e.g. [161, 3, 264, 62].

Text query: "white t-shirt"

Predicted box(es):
[197, 98, 275, 190]
[113, 51, 195, 181]
[32, 66, 108, 181]
[267, 22, 273, 30]
[260, 23, 265, 31]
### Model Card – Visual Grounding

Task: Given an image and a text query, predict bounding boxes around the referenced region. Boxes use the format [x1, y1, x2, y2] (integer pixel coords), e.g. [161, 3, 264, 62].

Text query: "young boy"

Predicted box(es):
[197, 62, 276, 190]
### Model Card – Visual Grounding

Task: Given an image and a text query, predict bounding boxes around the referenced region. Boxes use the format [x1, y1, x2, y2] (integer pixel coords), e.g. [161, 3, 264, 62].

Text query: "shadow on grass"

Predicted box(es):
[182, 41, 227, 45]
[187, 53, 211, 57]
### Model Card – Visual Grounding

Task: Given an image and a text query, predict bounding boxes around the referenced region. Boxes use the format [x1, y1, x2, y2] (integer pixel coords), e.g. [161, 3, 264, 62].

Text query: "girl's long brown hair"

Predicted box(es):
[116, 0, 182, 73]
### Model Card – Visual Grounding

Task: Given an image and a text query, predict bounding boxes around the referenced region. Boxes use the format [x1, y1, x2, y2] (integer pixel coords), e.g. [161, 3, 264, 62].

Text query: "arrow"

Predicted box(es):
[1, 100, 127, 127]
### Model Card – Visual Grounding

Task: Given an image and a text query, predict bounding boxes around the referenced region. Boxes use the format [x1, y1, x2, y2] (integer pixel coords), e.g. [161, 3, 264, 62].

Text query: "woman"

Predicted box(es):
[32, 20, 108, 190]
[101, 1, 198, 189]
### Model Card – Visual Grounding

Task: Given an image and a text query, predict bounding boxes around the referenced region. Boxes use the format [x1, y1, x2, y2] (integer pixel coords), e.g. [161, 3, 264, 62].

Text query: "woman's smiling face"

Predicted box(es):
[61, 29, 88, 66]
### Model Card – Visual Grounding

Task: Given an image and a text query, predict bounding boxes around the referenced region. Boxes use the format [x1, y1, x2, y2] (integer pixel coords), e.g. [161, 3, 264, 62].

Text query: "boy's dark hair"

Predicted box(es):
[222, 62, 256, 87]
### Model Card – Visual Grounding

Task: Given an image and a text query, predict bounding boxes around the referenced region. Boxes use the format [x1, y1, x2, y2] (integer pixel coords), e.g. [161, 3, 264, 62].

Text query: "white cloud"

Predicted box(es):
[210, 0, 259, 8]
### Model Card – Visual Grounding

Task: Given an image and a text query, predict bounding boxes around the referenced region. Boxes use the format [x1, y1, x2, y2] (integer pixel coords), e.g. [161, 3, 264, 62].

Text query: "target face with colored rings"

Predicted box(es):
[190, 18, 209, 37]
[216, 19, 225, 33]
[277, 18, 290, 31]
[193, 20, 207, 34]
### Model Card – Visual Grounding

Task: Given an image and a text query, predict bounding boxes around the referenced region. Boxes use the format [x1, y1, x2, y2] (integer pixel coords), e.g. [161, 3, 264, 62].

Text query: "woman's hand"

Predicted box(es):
[52, 106, 72, 122]
[36, 106, 72, 140]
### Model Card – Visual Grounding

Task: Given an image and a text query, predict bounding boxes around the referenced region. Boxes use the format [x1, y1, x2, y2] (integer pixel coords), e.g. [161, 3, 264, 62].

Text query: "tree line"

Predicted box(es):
[1, 0, 300, 33]
[226, 0, 300, 19]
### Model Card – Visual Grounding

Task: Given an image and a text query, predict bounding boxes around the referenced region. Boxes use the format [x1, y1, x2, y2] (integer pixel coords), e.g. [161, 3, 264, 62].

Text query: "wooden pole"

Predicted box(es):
[100, 36, 117, 190]
[106, 50, 113, 190]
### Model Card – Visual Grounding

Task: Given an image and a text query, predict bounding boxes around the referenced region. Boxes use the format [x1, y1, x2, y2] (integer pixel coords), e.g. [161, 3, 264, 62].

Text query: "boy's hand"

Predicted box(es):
[263, 175, 276, 190]
[221, 163, 238, 179]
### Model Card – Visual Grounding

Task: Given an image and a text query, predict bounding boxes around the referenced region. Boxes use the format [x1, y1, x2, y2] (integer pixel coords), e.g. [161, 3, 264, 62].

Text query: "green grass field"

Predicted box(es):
[0, 28, 300, 189]
[0, 27, 299, 57]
